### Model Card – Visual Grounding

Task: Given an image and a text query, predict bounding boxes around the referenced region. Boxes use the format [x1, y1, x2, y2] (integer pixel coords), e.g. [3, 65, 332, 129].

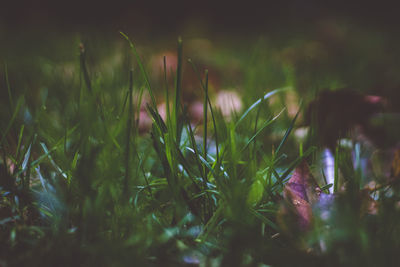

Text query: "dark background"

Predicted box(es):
[1, 0, 398, 35]
[2, 0, 400, 105]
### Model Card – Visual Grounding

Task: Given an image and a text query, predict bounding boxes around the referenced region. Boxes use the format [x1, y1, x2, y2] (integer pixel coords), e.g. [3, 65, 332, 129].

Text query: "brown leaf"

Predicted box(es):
[280, 161, 321, 231]
[279, 160, 380, 236]
[281, 190, 313, 231]
[284, 160, 321, 204]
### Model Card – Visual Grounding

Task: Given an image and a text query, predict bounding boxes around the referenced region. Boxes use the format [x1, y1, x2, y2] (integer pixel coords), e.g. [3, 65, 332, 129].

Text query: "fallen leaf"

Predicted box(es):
[279, 161, 321, 231]
[284, 160, 321, 204]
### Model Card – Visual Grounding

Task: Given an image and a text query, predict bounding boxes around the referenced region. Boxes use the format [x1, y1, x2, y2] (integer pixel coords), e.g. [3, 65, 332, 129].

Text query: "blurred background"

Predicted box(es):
[1, 0, 400, 111]
[2, 0, 399, 35]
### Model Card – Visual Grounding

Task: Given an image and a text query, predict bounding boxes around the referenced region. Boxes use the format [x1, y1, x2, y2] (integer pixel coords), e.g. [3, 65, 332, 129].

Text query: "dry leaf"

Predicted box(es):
[279, 159, 380, 235]
[279, 161, 321, 231]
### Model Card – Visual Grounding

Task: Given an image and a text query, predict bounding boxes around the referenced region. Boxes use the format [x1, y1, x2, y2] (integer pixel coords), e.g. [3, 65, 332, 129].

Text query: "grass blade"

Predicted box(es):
[242, 108, 285, 152]
[123, 69, 134, 198]
[120, 32, 157, 109]
[0, 97, 23, 147]
[275, 101, 302, 155]
[188, 59, 219, 162]
[4, 62, 14, 110]
[235, 87, 289, 128]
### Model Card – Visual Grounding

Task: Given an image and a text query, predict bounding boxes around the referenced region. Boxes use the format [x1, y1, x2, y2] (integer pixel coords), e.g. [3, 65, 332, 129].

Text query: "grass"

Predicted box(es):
[1, 29, 400, 267]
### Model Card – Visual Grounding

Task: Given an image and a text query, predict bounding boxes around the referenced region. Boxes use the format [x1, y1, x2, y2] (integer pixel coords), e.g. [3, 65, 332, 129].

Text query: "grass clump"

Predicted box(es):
[1, 33, 400, 267]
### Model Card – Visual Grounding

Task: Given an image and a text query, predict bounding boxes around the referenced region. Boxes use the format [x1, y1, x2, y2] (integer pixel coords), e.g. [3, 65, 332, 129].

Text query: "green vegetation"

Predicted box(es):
[1, 27, 400, 266]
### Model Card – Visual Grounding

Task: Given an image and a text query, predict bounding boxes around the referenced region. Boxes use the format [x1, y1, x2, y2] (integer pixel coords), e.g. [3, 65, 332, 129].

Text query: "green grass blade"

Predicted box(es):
[174, 37, 183, 144]
[249, 207, 278, 230]
[118, 90, 130, 118]
[39, 142, 67, 178]
[0, 97, 23, 147]
[186, 147, 215, 176]
[334, 145, 339, 193]
[186, 122, 207, 182]
[163, 56, 172, 132]
[241, 108, 285, 152]
[123, 69, 134, 198]
[79, 44, 92, 93]
[271, 146, 316, 190]
[275, 101, 302, 155]
[120, 32, 157, 109]
[4, 62, 14, 109]
[235, 87, 289, 128]
[15, 124, 25, 159]
[187, 59, 219, 162]
[203, 70, 208, 163]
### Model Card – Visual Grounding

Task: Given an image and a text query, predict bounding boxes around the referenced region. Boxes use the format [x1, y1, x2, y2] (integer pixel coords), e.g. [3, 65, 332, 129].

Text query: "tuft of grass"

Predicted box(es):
[1, 33, 400, 267]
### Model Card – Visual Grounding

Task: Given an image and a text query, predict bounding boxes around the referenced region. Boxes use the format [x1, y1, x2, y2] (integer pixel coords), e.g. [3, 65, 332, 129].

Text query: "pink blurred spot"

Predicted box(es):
[215, 90, 242, 119]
